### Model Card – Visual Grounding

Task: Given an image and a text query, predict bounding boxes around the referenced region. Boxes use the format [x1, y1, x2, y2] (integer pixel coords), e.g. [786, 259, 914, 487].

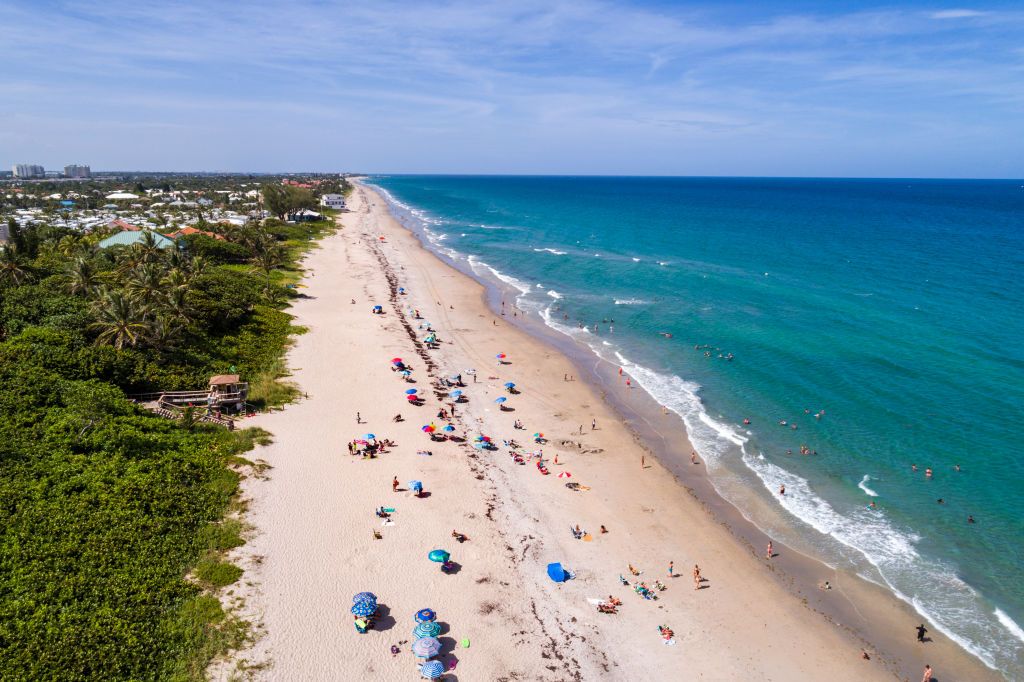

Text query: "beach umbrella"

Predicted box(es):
[351, 600, 377, 617]
[441, 425, 455, 433]
[494, 397, 507, 404]
[365, 433, 376, 440]
[353, 591, 377, 603]
[533, 433, 544, 438]
[451, 390, 462, 397]
[392, 358, 403, 364]
[401, 370, 412, 376]
[496, 353, 506, 359]
[428, 549, 450, 563]
[406, 388, 418, 395]
[420, 660, 445, 679]
[407, 394, 419, 402]
[412, 636, 442, 658]
[414, 608, 436, 623]
[504, 382, 516, 388]
[409, 480, 424, 492]
[413, 621, 442, 638]
[422, 425, 435, 433]
[557, 471, 572, 478]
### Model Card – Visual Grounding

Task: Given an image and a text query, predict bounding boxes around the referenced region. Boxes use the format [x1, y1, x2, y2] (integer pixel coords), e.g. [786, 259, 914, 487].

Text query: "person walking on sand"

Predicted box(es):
[693, 564, 702, 590]
[922, 664, 932, 681]
[641, 455, 645, 469]
[592, 419, 597, 431]
[766, 540, 773, 560]
[668, 561, 674, 577]
[356, 411, 362, 424]
[691, 450, 699, 464]
[392, 476, 399, 493]
[916, 623, 928, 643]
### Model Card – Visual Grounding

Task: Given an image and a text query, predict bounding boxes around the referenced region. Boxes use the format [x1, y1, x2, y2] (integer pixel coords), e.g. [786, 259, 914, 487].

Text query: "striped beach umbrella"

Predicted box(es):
[414, 608, 436, 623]
[413, 621, 442, 638]
[496, 353, 506, 359]
[557, 471, 572, 478]
[420, 660, 445, 679]
[412, 636, 442, 658]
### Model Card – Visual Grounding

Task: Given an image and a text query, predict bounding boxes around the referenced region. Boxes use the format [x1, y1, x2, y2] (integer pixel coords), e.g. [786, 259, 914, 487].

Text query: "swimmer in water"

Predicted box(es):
[743, 418, 750, 425]
[925, 468, 933, 478]
[954, 464, 961, 472]
[868, 501, 877, 509]
[778, 485, 785, 496]
[911, 464, 918, 472]
[968, 515, 976, 524]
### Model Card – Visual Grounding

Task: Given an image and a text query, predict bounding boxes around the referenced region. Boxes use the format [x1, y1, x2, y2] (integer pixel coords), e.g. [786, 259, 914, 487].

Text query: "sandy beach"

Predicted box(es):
[217, 182, 999, 681]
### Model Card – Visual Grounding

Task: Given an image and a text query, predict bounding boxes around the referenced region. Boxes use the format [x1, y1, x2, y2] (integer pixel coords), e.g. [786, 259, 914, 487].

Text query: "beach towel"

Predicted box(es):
[582, 533, 593, 541]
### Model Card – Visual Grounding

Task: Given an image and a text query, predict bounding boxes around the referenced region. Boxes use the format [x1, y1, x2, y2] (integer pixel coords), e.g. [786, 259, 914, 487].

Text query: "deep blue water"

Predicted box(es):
[368, 175, 1024, 675]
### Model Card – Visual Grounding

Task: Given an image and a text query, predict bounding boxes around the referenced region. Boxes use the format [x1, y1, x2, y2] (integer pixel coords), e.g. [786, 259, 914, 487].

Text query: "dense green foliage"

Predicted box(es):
[0, 208, 337, 679]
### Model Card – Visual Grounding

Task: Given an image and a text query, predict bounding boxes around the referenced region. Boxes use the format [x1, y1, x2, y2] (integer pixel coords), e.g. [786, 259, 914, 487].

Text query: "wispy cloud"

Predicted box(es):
[930, 9, 987, 20]
[0, 0, 1022, 176]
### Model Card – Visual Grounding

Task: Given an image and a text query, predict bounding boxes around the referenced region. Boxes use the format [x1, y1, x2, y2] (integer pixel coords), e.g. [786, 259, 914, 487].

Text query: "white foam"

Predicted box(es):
[995, 608, 1024, 645]
[614, 298, 649, 305]
[858, 475, 879, 497]
[632, 257, 641, 262]
[533, 247, 567, 255]
[547, 290, 563, 300]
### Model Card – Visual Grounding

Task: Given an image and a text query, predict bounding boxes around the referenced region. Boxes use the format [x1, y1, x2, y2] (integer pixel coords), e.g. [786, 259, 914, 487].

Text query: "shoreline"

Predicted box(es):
[221, 181, 998, 680]
[361, 178, 1002, 681]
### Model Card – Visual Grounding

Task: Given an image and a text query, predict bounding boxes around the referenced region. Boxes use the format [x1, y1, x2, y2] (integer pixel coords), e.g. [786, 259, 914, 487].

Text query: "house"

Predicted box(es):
[287, 209, 323, 222]
[105, 191, 140, 200]
[208, 374, 248, 407]
[168, 226, 227, 241]
[320, 193, 346, 210]
[107, 218, 141, 231]
[98, 230, 176, 250]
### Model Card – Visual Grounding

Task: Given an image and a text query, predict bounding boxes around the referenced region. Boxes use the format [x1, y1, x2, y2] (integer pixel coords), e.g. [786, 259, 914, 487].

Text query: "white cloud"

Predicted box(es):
[930, 9, 987, 19]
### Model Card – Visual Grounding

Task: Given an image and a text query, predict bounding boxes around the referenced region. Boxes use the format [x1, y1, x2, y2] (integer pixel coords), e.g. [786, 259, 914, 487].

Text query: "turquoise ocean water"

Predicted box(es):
[367, 175, 1024, 676]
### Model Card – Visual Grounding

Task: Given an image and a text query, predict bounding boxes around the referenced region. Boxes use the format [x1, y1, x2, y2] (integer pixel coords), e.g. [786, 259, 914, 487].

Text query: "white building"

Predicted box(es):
[12, 164, 45, 178]
[320, 193, 346, 210]
[64, 164, 91, 178]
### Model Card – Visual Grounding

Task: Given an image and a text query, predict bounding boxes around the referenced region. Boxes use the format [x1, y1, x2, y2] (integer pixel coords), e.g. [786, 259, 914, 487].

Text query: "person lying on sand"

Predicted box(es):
[629, 564, 641, 576]
[607, 595, 622, 606]
[452, 530, 468, 543]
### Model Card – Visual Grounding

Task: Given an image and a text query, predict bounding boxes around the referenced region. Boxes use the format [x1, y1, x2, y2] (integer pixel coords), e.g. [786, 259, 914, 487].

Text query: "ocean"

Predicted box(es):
[366, 175, 1024, 676]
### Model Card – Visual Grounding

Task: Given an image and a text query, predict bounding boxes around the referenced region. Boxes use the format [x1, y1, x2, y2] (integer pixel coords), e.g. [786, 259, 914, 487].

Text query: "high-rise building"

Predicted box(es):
[64, 164, 91, 178]
[12, 164, 45, 178]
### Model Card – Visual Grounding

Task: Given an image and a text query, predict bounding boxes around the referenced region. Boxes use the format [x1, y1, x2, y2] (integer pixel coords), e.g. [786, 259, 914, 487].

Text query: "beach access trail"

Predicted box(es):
[218, 184, 993, 681]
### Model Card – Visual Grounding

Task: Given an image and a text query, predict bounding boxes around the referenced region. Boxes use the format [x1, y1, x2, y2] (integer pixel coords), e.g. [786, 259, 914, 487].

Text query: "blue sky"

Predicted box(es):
[1, 1, 1022, 177]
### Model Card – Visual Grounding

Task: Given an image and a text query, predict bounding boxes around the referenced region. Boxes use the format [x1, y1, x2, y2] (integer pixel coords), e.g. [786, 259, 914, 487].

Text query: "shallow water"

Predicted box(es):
[367, 175, 1024, 676]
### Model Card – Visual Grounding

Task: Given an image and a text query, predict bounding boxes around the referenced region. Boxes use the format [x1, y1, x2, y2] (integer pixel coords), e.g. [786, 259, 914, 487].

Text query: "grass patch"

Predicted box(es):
[194, 558, 244, 588]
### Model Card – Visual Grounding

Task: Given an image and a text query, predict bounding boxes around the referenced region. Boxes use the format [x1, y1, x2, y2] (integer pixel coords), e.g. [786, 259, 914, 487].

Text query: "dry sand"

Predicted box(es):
[215, 183, 997, 681]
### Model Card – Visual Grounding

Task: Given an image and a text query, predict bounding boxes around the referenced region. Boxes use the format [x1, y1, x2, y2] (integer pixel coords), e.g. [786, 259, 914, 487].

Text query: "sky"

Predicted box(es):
[1, 1, 1022, 177]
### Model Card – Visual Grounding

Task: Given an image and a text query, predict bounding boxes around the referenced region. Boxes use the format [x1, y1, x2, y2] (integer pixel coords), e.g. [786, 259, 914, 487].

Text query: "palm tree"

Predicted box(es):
[89, 289, 150, 349]
[250, 237, 286, 295]
[125, 262, 166, 309]
[65, 256, 101, 297]
[0, 246, 31, 287]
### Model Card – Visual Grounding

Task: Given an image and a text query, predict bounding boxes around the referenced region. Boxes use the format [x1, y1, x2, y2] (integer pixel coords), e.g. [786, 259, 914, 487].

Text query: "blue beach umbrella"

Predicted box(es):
[494, 397, 507, 404]
[441, 425, 455, 432]
[365, 433, 376, 440]
[428, 549, 450, 563]
[353, 591, 377, 603]
[415, 608, 436, 623]
[406, 388, 418, 395]
[504, 382, 515, 388]
[413, 621, 442, 638]
[451, 390, 462, 397]
[351, 600, 377, 617]
[409, 480, 423, 492]
[420, 660, 445, 679]
[412, 636, 442, 658]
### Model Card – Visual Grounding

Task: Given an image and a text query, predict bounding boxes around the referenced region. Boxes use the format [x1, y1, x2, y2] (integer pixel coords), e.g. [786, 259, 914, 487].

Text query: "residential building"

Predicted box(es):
[12, 164, 45, 178]
[64, 164, 91, 178]
[320, 193, 346, 210]
[98, 230, 175, 250]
